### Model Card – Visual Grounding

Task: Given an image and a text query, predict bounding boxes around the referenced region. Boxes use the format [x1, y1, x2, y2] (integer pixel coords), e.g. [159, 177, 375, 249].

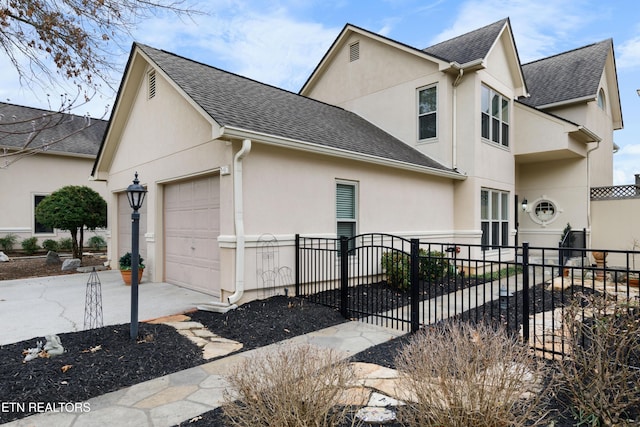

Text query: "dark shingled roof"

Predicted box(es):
[520, 40, 612, 107]
[0, 102, 107, 156]
[136, 44, 455, 174]
[423, 18, 508, 64]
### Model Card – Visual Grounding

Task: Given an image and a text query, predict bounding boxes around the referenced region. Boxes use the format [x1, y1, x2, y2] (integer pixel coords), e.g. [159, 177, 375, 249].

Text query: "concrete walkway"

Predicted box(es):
[0, 270, 216, 345]
[3, 321, 404, 427]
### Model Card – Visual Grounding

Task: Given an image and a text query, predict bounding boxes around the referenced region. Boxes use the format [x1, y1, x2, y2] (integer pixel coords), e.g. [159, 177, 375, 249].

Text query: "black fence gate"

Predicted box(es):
[295, 233, 640, 359]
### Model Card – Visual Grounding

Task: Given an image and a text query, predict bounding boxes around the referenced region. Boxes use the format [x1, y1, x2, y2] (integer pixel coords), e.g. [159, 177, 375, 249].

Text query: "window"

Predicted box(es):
[349, 41, 360, 62]
[418, 85, 437, 140]
[34, 195, 53, 234]
[336, 182, 357, 249]
[597, 88, 606, 110]
[481, 85, 509, 147]
[534, 201, 556, 222]
[148, 70, 156, 99]
[481, 189, 509, 250]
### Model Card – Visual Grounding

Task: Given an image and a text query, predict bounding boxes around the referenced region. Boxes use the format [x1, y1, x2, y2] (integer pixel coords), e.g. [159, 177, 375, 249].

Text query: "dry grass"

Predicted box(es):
[559, 293, 640, 426]
[394, 321, 553, 427]
[222, 343, 353, 427]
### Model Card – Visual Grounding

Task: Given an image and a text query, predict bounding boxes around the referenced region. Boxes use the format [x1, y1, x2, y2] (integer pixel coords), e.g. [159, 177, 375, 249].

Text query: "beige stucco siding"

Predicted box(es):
[240, 143, 455, 236]
[0, 154, 107, 242]
[591, 198, 640, 267]
[105, 67, 230, 283]
[517, 158, 589, 247]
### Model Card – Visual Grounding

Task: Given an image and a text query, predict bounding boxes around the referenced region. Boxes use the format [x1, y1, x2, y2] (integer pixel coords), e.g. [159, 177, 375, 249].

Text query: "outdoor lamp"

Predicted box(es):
[127, 172, 147, 340]
[521, 199, 528, 211]
[126, 172, 147, 211]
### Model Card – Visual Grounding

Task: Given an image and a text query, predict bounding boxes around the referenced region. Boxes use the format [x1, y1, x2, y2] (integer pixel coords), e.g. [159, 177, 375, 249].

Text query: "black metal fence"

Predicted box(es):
[295, 233, 640, 358]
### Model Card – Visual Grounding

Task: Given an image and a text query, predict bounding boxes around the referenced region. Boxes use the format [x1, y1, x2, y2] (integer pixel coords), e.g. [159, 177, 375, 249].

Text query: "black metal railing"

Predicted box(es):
[295, 233, 640, 360]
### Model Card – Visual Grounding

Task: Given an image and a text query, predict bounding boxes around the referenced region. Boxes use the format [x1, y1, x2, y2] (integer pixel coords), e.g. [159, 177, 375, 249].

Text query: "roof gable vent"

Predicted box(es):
[148, 70, 156, 99]
[349, 41, 360, 62]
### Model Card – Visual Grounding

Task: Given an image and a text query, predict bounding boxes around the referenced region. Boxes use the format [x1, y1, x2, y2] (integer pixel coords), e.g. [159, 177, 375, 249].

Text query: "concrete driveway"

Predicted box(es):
[0, 270, 216, 345]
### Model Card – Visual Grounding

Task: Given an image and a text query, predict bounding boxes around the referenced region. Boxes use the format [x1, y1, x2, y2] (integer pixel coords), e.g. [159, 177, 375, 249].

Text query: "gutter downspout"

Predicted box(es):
[452, 68, 464, 171]
[197, 138, 252, 313]
[586, 139, 601, 247]
[228, 138, 252, 304]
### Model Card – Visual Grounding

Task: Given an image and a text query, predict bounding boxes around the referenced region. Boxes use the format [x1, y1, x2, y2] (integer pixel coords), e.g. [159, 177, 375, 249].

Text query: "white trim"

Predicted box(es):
[417, 83, 438, 142]
[220, 126, 465, 180]
[0, 227, 31, 233]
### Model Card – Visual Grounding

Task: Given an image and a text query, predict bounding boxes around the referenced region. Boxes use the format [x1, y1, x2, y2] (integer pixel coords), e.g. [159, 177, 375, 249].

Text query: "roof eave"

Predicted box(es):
[535, 95, 595, 110]
[220, 125, 465, 180]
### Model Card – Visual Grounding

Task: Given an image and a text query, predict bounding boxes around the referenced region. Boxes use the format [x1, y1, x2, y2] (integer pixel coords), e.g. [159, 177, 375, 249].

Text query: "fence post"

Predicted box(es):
[522, 242, 530, 343]
[340, 236, 349, 318]
[410, 239, 420, 333]
[295, 234, 300, 297]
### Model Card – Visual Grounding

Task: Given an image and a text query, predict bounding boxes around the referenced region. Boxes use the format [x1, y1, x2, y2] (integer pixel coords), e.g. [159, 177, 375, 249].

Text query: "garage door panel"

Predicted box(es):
[164, 175, 220, 296]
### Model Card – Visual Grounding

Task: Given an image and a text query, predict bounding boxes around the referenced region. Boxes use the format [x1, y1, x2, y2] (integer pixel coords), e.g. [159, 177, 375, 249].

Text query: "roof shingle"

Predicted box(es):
[136, 44, 455, 173]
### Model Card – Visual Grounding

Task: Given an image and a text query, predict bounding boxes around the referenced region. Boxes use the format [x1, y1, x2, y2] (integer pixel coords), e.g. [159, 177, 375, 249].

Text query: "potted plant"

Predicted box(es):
[119, 252, 144, 285]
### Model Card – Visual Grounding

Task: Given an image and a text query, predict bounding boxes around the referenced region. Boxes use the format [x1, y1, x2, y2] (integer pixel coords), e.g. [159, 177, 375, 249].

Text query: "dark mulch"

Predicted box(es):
[0, 296, 345, 424]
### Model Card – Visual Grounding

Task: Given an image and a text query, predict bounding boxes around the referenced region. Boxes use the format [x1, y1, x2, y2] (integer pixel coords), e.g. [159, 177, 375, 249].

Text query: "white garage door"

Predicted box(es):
[164, 175, 220, 296]
[118, 192, 148, 263]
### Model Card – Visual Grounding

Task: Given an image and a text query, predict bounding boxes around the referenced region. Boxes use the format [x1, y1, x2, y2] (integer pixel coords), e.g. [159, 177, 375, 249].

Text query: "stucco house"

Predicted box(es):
[0, 102, 108, 248]
[91, 18, 621, 305]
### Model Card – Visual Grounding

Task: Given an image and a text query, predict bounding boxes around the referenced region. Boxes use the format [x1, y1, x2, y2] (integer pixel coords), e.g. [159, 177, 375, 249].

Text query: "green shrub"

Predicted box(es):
[42, 239, 59, 252]
[87, 235, 106, 250]
[0, 233, 18, 252]
[58, 238, 73, 251]
[21, 237, 39, 255]
[381, 249, 449, 291]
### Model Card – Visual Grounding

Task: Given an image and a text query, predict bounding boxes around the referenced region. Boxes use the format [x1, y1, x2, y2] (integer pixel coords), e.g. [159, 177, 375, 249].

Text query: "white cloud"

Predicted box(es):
[132, 5, 338, 92]
[617, 36, 640, 69]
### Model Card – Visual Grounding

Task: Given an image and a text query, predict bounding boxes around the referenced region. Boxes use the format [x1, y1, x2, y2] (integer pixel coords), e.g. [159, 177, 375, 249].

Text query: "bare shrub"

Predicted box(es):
[559, 293, 640, 426]
[394, 321, 553, 427]
[222, 343, 353, 427]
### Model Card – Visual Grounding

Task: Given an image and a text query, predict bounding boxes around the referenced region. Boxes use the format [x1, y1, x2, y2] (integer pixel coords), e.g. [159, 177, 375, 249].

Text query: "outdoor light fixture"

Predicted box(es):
[127, 172, 147, 340]
[521, 199, 528, 211]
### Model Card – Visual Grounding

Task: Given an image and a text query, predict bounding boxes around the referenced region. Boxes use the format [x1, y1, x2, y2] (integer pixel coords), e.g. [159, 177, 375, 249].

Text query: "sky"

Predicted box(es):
[1, 0, 639, 184]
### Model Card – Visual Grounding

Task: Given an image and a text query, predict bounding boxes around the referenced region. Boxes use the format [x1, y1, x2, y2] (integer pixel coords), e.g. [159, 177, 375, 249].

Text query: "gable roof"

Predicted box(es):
[0, 102, 107, 158]
[520, 40, 613, 108]
[133, 44, 458, 176]
[423, 18, 509, 64]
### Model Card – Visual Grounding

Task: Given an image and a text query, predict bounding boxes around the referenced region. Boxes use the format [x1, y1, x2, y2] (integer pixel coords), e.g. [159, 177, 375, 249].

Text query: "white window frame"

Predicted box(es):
[336, 181, 358, 247]
[481, 189, 509, 250]
[417, 84, 437, 141]
[481, 84, 509, 147]
[597, 88, 606, 110]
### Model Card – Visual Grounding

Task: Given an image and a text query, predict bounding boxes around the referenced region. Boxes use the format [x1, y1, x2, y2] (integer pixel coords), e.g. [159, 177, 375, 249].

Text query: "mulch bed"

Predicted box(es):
[0, 296, 345, 424]
[0, 255, 106, 281]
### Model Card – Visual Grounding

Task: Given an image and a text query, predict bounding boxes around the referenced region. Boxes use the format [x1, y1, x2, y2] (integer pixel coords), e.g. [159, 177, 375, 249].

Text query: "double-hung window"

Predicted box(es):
[481, 85, 509, 147]
[481, 189, 509, 250]
[336, 182, 357, 250]
[418, 85, 437, 140]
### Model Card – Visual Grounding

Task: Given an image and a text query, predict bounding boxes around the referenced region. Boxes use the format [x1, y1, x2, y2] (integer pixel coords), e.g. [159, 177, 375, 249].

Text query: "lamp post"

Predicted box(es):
[127, 172, 147, 339]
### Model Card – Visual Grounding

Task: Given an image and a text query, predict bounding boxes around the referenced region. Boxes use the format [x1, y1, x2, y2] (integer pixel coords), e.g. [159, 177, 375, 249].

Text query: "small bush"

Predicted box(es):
[559, 294, 640, 426]
[394, 321, 553, 427]
[381, 249, 449, 290]
[87, 235, 106, 251]
[42, 239, 59, 252]
[0, 233, 18, 251]
[222, 344, 352, 427]
[21, 237, 39, 255]
[58, 238, 73, 251]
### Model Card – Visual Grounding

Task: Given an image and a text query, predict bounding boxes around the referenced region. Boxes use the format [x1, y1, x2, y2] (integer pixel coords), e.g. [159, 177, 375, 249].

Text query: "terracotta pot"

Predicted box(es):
[629, 276, 639, 288]
[120, 269, 144, 286]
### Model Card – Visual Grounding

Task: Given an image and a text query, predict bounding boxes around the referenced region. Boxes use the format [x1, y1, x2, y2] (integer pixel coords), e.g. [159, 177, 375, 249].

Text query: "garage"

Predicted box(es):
[164, 175, 221, 297]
